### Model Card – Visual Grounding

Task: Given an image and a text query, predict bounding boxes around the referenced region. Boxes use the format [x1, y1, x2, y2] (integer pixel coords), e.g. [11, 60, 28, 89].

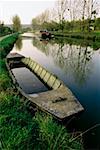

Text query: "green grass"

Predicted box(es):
[0, 34, 83, 150]
[0, 90, 83, 150]
[0, 59, 12, 90]
[53, 31, 100, 41]
[33, 113, 83, 150]
[0, 33, 18, 58]
[0, 91, 39, 150]
[53, 36, 100, 51]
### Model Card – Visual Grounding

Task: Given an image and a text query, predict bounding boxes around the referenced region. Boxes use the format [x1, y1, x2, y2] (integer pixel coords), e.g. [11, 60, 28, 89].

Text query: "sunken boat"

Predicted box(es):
[6, 52, 84, 120]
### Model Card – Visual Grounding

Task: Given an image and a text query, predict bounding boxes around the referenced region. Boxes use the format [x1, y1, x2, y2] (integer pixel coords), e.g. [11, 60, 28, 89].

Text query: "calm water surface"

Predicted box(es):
[11, 35, 100, 149]
[12, 67, 48, 94]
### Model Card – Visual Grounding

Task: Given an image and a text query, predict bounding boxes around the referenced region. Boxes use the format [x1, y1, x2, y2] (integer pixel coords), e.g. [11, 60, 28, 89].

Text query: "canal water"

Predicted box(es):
[11, 35, 100, 149]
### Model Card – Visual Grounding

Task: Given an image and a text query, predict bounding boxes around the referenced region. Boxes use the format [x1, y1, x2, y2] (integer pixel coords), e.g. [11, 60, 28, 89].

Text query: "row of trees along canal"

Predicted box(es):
[0, 15, 21, 36]
[0, 0, 100, 37]
[31, 0, 100, 33]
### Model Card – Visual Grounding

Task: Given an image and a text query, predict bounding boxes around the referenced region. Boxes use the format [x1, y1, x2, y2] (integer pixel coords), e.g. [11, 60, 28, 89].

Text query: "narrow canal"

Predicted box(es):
[11, 34, 100, 149]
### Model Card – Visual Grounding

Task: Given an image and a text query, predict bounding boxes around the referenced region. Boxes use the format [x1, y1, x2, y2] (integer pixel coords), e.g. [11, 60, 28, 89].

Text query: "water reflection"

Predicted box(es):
[54, 37, 100, 51]
[15, 36, 22, 50]
[32, 38, 49, 56]
[32, 38, 94, 85]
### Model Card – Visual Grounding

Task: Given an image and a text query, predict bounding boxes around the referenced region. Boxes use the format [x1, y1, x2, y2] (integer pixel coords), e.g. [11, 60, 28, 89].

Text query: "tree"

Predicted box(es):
[67, 0, 79, 31]
[95, 17, 100, 30]
[56, 0, 68, 31]
[39, 9, 50, 24]
[0, 21, 4, 35]
[0, 21, 12, 35]
[81, 0, 87, 31]
[31, 10, 50, 30]
[12, 15, 21, 32]
[85, 0, 98, 31]
[31, 18, 40, 30]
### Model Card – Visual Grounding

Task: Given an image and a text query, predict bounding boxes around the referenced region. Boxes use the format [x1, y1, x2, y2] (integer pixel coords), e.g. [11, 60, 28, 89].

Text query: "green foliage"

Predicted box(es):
[33, 113, 83, 150]
[54, 36, 100, 51]
[95, 18, 100, 30]
[0, 60, 11, 91]
[0, 33, 18, 48]
[0, 73, 11, 90]
[12, 15, 21, 32]
[53, 31, 100, 42]
[0, 91, 39, 150]
[0, 35, 39, 150]
[0, 96, 83, 150]
[32, 17, 100, 34]
[0, 33, 18, 58]
[0, 23, 12, 36]
[0, 60, 7, 72]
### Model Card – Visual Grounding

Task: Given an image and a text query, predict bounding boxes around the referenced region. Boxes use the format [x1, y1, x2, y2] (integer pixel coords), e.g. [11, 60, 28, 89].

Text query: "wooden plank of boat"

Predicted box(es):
[28, 86, 84, 120]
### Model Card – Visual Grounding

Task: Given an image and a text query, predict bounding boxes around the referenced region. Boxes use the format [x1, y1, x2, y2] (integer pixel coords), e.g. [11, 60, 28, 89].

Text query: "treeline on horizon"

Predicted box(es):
[0, 0, 100, 34]
[31, 17, 100, 32]
[31, 0, 100, 33]
[0, 18, 100, 37]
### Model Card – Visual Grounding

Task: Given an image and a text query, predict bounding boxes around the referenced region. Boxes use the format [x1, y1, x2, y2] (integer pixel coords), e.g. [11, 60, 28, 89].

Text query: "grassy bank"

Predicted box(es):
[0, 34, 83, 150]
[0, 33, 19, 59]
[53, 31, 100, 42]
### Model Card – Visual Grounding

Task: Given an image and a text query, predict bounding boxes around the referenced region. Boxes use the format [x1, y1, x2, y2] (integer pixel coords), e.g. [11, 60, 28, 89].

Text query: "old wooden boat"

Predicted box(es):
[6, 52, 84, 120]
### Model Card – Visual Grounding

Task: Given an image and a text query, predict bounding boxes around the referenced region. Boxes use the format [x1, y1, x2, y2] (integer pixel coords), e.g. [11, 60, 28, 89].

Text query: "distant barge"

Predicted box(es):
[6, 52, 84, 120]
[40, 30, 54, 39]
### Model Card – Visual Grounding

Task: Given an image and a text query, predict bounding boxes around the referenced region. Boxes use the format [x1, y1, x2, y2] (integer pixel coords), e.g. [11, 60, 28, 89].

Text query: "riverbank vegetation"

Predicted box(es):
[12, 15, 21, 32]
[0, 33, 18, 58]
[0, 35, 83, 149]
[0, 15, 21, 37]
[31, 0, 100, 40]
[53, 35, 100, 50]
[0, 22, 12, 36]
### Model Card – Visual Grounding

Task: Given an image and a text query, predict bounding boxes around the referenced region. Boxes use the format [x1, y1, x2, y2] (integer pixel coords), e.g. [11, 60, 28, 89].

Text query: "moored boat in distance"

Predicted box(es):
[40, 30, 54, 39]
[6, 52, 84, 120]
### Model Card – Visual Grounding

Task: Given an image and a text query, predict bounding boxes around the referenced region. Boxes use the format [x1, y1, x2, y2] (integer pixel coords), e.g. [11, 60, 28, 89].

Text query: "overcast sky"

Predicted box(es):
[0, 0, 100, 24]
[0, 0, 57, 24]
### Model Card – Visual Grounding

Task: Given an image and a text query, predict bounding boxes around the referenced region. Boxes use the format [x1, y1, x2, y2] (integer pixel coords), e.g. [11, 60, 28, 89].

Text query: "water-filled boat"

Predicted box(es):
[6, 52, 84, 120]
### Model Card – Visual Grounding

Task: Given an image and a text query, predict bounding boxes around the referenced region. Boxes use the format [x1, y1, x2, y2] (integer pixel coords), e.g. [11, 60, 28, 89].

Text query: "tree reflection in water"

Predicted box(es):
[15, 36, 22, 51]
[32, 37, 99, 85]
